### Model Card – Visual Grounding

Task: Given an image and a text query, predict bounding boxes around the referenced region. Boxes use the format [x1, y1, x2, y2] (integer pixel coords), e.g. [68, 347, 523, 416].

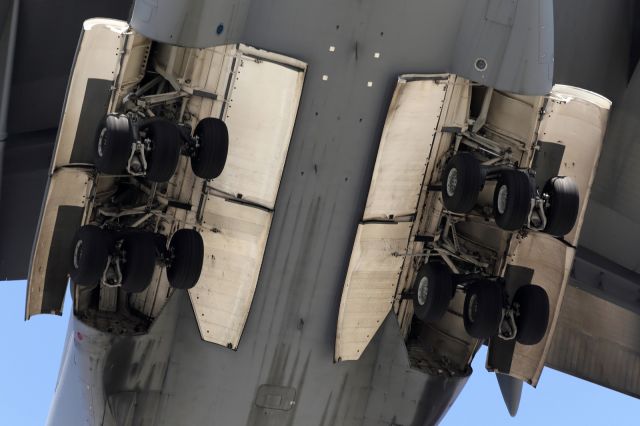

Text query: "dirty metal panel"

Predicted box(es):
[254, 385, 296, 411]
[485, 90, 539, 146]
[189, 195, 272, 349]
[363, 77, 448, 220]
[489, 232, 574, 386]
[27, 168, 92, 319]
[485, 0, 517, 26]
[538, 85, 611, 247]
[206, 46, 306, 209]
[547, 285, 640, 399]
[335, 222, 412, 361]
[107, 391, 164, 426]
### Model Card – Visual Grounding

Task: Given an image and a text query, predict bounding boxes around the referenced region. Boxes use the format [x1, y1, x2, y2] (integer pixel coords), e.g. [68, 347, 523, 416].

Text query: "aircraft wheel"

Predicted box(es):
[463, 280, 503, 339]
[493, 170, 533, 231]
[69, 225, 110, 286]
[167, 229, 204, 290]
[441, 152, 483, 213]
[95, 114, 132, 175]
[120, 232, 158, 293]
[143, 119, 182, 183]
[513, 284, 549, 345]
[543, 176, 579, 237]
[412, 262, 454, 322]
[190, 117, 229, 180]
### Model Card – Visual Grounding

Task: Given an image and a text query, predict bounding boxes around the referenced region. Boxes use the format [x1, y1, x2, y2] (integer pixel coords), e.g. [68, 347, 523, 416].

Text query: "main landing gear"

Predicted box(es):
[70, 225, 204, 293]
[441, 152, 580, 236]
[95, 114, 229, 182]
[410, 262, 550, 346]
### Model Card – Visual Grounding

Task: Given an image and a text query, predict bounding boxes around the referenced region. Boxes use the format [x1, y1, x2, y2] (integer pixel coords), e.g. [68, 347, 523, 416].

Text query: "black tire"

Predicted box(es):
[441, 153, 484, 213]
[191, 118, 229, 180]
[167, 229, 204, 290]
[463, 280, 503, 339]
[120, 232, 158, 293]
[493, 170, 533, 231]
[69, 225, 110, 286]
[412, 263, 455, 322]
[95, 114, 132, 175]
[143, 119, 182, 183]
[543, 176, 580, 237]
[513, 284, 550, 345]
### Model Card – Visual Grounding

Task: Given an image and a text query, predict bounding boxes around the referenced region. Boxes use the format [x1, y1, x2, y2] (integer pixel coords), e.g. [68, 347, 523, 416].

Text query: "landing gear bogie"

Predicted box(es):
[458, 279, 550, 346]
[94, 114, 229, 183]
[68, 225, 205, 293]
[440, 151, 579, 236]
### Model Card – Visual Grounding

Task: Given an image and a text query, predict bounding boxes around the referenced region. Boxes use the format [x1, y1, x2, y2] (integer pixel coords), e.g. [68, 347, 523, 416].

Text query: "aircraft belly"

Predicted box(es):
[144, 295, 469, 426]
[59, 3, 484, 423]
[178, 7, 474, 422]
[47, 0, 616, 424]
[8, 0, 640, 424]
[48, 291, 469, 426]
[48, 297, 181, 426]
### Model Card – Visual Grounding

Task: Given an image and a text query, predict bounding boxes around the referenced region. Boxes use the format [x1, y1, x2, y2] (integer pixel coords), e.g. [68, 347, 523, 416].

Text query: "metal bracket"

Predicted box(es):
[498, 308, 518, 341]
[527, 197, 547, 231]
[392, 251, 430, 258]
[126, 141, 149, 176]
[471, 87, 494, 133]
[101, 252, 124, 288]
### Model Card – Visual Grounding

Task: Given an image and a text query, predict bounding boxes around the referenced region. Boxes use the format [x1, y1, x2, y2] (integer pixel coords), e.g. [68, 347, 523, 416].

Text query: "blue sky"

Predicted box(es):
[1, 280, 639, 425]
[443, 345, 640, 425]
[0, 281, 71, 426]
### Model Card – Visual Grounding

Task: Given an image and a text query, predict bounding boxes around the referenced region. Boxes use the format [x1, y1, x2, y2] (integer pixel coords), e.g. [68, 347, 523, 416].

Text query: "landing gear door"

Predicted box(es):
[537, 86, 610, 247]
[186, 45, 307, 349]
[336, 74, 462, 361]
[335, 222, 413, 361]
[486, 233, 575, 386]
[26, 168, 93, 319]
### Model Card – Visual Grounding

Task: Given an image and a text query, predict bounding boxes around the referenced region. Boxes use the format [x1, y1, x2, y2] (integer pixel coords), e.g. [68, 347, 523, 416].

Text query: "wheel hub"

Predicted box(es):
[73, 239, 83, 269]
[446, 168, 458, 197]
[417, 276, 429, 305]
[97, 128, 107, 158]
[468, 294, 478, 323]
[497, 184, 508, 214]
